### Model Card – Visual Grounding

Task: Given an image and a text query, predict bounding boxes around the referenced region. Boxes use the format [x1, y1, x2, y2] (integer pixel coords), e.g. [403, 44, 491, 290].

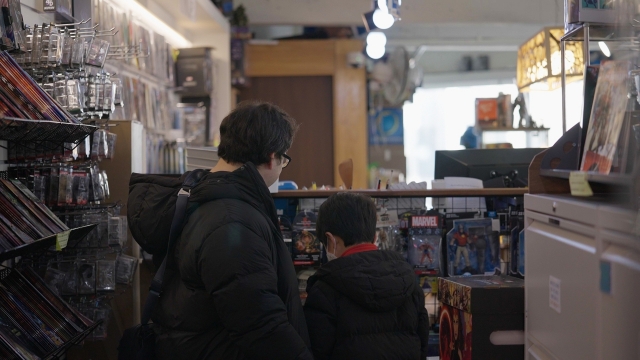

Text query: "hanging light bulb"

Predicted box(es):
[366, 31, 387, 48]
[377, 0, 388, 10]
[372, 9, 394, 30]
[366, 44, 386, 59]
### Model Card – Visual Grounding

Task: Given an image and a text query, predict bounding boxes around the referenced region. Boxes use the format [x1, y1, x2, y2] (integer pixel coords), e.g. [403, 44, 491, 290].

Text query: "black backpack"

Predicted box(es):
[127, 170, 208, 263]
[118, 169, 207, 360]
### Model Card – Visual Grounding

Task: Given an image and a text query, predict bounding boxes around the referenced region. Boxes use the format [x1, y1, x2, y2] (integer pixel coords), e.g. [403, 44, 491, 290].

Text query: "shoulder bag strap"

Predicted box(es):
[140, 169, 207, 325]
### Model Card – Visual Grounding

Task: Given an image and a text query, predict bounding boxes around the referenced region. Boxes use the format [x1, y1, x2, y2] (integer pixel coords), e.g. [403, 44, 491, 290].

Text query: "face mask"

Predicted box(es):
[326, 237, 338, 262]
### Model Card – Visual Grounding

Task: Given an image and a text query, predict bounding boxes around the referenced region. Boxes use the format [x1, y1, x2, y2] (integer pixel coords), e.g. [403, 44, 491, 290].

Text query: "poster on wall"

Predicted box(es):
[369, 108, 404, 145]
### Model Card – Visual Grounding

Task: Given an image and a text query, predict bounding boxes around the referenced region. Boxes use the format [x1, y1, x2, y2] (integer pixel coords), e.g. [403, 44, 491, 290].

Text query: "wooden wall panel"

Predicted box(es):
[246, 40, 336, 77]
[244, 39, 367, 188]
[333, 40, 368, 188]
[238, 76, 335, 188]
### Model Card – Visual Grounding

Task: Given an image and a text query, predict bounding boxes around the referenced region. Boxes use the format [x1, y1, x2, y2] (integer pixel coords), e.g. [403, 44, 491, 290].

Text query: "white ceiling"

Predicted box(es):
[239, 0, 564, 26]
[239, 0, 564, 51]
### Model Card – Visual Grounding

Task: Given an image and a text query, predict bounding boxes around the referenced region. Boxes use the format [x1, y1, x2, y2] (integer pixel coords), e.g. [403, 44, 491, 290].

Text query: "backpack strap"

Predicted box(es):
[140, 169, 208, 325]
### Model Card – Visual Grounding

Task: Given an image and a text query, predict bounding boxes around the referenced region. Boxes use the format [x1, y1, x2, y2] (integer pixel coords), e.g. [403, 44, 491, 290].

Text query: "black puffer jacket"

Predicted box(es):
[128, 163, 312, 360]
[304, 250, 429, 360]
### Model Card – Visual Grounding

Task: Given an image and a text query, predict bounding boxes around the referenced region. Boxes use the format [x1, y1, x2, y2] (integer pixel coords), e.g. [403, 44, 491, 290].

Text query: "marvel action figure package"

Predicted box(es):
[443, 212, 478, 276]
[407, 212, 443, 276]
[291, 211, 321, 266]
[447, 218, 498, 276]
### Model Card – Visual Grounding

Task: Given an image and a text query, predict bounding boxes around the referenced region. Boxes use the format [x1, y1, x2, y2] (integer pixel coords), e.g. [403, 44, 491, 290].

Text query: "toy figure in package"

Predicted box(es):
[447, 218, 497, 276]
[407, 213, 442, 276]
[375, 206, 399, 251]
[292, 211, 321, 265]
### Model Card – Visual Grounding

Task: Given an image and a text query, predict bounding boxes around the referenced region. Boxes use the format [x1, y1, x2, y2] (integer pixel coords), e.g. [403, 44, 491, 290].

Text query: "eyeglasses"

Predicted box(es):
[282, 154, 291, 168]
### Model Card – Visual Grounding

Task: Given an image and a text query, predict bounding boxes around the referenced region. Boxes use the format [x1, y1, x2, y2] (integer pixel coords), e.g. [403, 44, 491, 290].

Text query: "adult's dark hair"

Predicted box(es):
[316, 193, 377, 247]
[217, 101, 297, 166]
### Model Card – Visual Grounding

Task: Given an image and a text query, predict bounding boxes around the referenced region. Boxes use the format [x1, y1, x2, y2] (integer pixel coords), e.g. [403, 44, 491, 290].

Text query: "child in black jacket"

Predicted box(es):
[303, 193, 429, 360]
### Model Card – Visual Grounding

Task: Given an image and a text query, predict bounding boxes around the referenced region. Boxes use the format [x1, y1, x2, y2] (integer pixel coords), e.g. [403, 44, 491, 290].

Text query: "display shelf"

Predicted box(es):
[272, 188, 528, 199]
[0, 117, 98, 144]
[539, 168, 635, 187]
[0, 224, 97, 262]
[561, 23, 634, 42]
[42, 319, 103, 360]
[478, 127, 549, 132]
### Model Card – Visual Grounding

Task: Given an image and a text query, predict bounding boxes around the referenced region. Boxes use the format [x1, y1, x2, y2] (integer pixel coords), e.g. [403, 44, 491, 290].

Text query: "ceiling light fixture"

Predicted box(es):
[599, 41, 611, 57]
[372, 9, 394, 30]
[366, 44, 386, 59]
[105, 0, 192, 48]
[366, 31, 387, 48]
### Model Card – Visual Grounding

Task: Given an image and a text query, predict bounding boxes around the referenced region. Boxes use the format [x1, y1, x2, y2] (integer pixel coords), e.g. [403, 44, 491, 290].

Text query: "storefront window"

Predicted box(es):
[403, 82, 584, 184]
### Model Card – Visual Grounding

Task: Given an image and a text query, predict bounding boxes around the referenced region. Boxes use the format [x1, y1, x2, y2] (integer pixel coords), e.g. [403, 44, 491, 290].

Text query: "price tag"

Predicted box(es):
[55, 230, 71, 251]
[569, 172, 593, 197]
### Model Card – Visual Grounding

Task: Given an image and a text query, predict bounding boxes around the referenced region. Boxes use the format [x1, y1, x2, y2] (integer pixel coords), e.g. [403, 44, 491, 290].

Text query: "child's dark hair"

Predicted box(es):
[217, 101, 297, 166]
[316, 193, 377, 247]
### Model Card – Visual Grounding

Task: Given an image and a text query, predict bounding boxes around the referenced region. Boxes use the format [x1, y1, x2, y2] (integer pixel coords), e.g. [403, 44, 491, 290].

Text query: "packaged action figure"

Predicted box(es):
[407, 212, 443, 276]
[447, 218, 497, 276]
[375, 205, 399, 251]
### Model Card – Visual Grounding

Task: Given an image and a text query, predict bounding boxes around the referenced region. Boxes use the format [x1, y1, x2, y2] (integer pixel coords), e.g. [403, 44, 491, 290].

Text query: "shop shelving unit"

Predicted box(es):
[0, 224, 97, 262]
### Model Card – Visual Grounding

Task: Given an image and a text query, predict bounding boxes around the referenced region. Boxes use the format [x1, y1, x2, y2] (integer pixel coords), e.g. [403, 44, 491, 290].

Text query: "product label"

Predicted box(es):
[43, 0, 56, 12]
[56, 230, 71, 251]
[569, 171, 594, 197]
[411, 215, 439, 228]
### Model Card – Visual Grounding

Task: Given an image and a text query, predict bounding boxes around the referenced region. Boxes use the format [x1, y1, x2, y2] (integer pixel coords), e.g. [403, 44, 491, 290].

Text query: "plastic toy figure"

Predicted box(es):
[450, 224, 472, 273]
[419, 241, 435, 266]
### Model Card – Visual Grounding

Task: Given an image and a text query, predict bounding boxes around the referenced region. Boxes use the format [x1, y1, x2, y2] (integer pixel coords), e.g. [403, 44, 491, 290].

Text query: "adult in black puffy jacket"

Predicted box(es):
[304, 193, 429, 360]
[128, 102, 312, 359]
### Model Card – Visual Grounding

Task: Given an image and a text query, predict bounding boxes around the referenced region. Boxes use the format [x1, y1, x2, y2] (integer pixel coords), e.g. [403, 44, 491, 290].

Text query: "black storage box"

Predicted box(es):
[438, 276, 524, 360]
[176, 47, 213, 96]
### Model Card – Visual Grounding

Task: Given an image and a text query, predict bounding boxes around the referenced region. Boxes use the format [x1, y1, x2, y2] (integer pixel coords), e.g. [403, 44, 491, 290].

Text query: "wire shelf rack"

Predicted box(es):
[0, 117, 98, 143]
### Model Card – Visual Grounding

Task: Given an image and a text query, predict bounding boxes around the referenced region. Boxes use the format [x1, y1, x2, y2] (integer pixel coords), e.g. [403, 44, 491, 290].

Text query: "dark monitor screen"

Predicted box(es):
[434, 148, 545, 187]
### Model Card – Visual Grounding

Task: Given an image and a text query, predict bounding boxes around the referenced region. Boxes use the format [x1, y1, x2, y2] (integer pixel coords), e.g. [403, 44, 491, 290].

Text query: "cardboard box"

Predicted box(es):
[438, 276, 524, 360]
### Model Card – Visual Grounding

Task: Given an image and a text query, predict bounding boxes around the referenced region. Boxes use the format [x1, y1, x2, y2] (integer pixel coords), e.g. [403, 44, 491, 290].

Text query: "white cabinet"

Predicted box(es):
[524, 194, 639, 360]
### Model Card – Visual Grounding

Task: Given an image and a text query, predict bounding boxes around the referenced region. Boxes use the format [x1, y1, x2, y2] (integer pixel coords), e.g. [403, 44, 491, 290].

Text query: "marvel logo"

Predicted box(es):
[411, 216, 438, 228]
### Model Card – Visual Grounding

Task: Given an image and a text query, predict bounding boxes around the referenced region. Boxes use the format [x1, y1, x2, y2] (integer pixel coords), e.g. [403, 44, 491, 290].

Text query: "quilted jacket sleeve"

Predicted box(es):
[303, 280, 337, 360]
[198, 222, 313, 360]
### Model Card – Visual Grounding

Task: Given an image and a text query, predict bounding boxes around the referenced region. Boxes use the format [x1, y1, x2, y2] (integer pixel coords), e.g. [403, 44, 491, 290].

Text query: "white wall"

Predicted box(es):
[20, 0, 55, 25]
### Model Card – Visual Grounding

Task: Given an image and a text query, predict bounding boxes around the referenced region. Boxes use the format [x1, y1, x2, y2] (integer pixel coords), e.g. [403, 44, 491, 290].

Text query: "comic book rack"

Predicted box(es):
[0, 266, 103, 360]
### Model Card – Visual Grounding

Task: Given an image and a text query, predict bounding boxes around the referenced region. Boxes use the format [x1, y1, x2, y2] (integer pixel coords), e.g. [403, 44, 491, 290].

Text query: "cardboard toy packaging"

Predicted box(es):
[438, 276, 524, 360]
[291, 211, 321, 266]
